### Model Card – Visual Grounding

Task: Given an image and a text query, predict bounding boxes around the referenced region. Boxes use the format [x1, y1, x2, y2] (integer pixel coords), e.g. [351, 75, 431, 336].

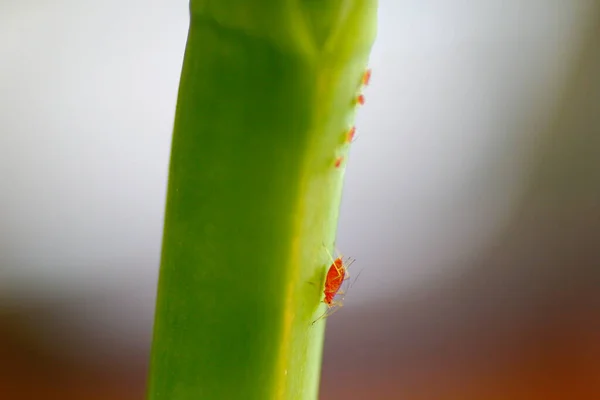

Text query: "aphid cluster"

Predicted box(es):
[314, 68, 371, 324]
[333, 68, 371, 169]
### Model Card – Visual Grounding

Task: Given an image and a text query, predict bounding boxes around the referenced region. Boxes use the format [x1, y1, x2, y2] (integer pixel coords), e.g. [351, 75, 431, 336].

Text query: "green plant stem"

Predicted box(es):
[147, 2, 377, 399]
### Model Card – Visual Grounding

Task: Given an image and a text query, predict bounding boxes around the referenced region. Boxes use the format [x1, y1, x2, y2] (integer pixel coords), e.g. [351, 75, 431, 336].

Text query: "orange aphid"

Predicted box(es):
[312, 248, 355, 324]
[346, 126, 356, 143]
[362, 68, 372, 86]
[323, 257, 346, 306]
[356, 94, 365, 106]
[334, 156, 344, 168]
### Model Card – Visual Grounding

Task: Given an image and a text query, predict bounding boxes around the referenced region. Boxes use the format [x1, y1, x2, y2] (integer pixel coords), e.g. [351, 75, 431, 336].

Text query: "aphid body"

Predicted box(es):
[334, 156, 344, 168]
[346, 126, 356, 143]
[312, 248, 355, 324]
[362, 68, 372, 86]
[323, 257, 346, 306]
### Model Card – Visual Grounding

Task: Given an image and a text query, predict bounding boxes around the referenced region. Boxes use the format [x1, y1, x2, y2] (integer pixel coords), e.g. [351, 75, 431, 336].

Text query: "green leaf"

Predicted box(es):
[147, 1, 378, 399]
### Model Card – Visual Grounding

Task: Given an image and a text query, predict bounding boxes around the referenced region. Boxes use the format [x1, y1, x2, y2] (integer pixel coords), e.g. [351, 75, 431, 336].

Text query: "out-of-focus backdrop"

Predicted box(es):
[1, 1, 600, 399]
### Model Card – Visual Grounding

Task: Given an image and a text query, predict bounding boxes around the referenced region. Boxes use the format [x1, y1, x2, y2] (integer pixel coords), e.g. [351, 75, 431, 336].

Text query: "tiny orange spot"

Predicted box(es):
[346, 126, 356, 143]
[334, 156, 344, 168]
[356, 94, 365, 106]
[362, 69, 372, 86]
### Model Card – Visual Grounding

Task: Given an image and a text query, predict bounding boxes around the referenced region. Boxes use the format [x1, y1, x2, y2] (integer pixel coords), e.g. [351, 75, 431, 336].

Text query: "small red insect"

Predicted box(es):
[356, 94, 365, 106]
[334, 156, 344, 168]
[362, 68, 372, 86]
[346, 126, 356, 143]
[323, 257, 347, 306]
[312, 248, 355, 324]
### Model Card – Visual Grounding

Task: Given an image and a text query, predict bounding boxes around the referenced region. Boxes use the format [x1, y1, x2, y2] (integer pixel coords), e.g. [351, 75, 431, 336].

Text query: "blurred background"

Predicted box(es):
[1, 1, 599, 399]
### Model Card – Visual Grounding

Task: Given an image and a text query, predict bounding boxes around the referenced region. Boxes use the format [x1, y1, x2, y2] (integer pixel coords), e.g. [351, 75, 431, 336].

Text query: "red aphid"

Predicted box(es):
[323, 257, 346, 306]
[346, 126, 356, 143]
[356, 94, 365, 106]
[312, 249, 356, 324]
[362, 68, 372, 86]
[334, 156, 344, 168]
